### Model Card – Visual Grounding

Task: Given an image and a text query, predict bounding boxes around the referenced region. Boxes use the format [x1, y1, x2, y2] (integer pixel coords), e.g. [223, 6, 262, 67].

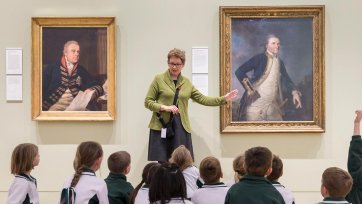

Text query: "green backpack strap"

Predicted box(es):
[60, 187, 76, 204]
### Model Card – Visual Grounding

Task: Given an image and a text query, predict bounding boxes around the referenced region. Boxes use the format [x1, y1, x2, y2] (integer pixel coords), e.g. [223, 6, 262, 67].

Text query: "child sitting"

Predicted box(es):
[7, 143, 40, 204]
[267, 155, 295, 204]
[346, 110, 362, 204]
[105, 151, 134, 204]
[225, 146, 285, 204]
[233, 154, 246, 183]
[60, 141, 108, 204]
[169, 145, 201, 198]
[191, 156, 229, 204]
[149, 163, 192, 204]
[130, 162, 160, 204]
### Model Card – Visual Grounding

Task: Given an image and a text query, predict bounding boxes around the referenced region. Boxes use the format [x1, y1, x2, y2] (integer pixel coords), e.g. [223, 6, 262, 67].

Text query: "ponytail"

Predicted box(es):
[130, 162, 160, 204]
[60, 141, 103, 204]
[70, 167, 83, 188]
[129, 179, 145, 204]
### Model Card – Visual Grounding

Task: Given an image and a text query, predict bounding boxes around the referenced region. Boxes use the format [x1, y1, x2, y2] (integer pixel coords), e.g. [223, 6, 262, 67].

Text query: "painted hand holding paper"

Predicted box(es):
[65, 90, 95, 111]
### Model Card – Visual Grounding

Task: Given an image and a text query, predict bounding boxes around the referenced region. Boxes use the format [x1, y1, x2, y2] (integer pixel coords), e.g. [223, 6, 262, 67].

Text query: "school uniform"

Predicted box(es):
[7, 173, 39, 204]
[225, 175, 285, 204]
[318, 197, 351, 204]
[346, 135, 362, 204]
[60, 168, 109, 204]
[183, 166, 201, 198]
[191, 182, 229, 204]
[105, 172, 134, 204]
[134, 185, 150, 204]
[271, 181, 295, 204]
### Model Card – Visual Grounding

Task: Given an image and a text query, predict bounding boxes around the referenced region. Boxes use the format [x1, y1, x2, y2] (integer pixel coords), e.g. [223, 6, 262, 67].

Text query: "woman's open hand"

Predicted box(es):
[224, 89, 238, 101]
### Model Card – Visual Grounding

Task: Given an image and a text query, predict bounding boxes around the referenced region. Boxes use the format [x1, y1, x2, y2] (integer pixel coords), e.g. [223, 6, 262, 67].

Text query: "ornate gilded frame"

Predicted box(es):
[220, 6, 325, 132]
[32, 17, 116, 121]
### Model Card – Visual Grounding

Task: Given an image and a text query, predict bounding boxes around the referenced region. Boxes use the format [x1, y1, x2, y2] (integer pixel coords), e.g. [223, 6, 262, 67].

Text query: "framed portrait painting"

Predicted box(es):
[220, 6, 325, 132]
[32, 17, 115, 121]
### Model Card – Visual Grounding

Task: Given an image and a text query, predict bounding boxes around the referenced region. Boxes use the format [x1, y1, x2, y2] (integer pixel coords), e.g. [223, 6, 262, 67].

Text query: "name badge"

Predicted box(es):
[161, 128, 167, 138]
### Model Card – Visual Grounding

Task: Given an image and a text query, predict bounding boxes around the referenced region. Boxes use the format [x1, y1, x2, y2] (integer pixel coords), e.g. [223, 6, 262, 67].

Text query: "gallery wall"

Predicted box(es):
[1, 0, 362, 203]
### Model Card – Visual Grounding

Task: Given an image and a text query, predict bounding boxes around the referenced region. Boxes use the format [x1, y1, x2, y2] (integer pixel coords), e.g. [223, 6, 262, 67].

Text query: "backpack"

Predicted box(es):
[60, 187, 76, 204]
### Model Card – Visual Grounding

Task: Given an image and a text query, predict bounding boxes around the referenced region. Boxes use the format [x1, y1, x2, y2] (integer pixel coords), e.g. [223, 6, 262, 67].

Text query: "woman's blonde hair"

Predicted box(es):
[169, 145, 193, 171]
[167, 48, 186, 64]
[11, 143, 38, 174]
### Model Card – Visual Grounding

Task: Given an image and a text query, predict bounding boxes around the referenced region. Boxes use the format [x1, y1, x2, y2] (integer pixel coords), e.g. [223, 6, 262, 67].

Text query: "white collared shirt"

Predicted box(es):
[60, 171, 109, 204]
[7, 174, 39, 204]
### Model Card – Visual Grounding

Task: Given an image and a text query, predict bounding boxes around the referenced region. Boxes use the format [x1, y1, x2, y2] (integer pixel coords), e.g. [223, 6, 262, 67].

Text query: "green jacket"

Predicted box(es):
[145, 70, 226, 133]
[225, 175, 285, 204]
[104, 173, 134, 204]
[346, 135, 362, 204]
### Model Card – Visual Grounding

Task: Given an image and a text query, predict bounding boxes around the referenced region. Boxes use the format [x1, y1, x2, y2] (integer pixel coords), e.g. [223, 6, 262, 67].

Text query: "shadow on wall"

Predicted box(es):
[36, 122, 114, 144]
[188, 117, 217, 162]
[220, 133, 323, 159]
[191, 130, 214, 163]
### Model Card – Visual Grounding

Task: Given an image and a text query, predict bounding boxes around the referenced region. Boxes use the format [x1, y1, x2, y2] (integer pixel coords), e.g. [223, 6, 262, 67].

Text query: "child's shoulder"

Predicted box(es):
[184, 165, 199, 172]
[182, 166, 200, 177]
[14, 174, 36, 184]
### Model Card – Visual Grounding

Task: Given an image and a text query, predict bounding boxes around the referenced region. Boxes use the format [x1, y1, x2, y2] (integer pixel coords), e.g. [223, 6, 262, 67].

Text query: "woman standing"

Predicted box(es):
[145, 48, 237, 162]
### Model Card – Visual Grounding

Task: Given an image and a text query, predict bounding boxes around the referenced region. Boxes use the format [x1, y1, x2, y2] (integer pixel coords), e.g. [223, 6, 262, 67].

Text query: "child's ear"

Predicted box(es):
[321, 184, 328, 197]
[93, 157, 103, 171]
[265, 167, 273, 177]
[125, 164, 131, 175]
[220, 171, 224, 178]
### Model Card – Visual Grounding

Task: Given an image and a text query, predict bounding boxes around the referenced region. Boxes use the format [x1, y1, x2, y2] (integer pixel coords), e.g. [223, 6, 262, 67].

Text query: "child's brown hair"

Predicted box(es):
[244, 146, 273, 177]
[169, 145, 193, 171]
[11, 143, 39, 174]
[233, 154, 246, 176]
[199, 156, 222, 184]
[322, 167, 353, 198]
[267, 155, 283, 181]
[71, 141, 103, 188]
[107, 151, 131, 174]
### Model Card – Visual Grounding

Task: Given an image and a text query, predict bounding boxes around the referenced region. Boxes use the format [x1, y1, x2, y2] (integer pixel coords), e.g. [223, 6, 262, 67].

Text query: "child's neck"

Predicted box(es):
[111, 171, 127, 175]
[204, 181, 221, 185]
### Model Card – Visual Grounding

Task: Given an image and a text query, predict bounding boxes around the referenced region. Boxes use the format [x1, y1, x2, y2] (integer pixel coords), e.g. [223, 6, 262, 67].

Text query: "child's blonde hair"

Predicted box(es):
[169, 145, 193, 171]
[11, 143, 38, 174]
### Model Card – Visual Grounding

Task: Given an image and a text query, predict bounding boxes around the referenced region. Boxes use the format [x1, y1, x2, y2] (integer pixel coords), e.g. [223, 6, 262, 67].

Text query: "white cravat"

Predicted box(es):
[65, 57, 74, 75]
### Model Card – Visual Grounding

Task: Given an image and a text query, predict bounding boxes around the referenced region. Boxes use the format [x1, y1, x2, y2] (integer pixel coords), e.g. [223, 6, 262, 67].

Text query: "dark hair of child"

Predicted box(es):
[129, 162, 160, 204]
[267, 155, 283, 181]
[149, 163, 187, 204]
[244, 146, 273, 176]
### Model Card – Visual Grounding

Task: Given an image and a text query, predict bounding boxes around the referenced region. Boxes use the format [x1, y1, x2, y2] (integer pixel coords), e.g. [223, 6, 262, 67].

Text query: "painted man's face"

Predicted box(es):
[266, 37, 280, 55]
[64, 43, 80, 64]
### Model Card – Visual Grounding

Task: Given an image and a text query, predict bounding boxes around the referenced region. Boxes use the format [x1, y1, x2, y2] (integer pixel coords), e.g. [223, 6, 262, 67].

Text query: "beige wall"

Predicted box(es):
[0, 0, 361, 203]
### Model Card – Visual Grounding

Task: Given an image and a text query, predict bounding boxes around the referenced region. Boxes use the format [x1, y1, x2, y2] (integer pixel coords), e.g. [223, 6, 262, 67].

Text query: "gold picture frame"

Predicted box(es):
[32, 17, 116, 121]
[220, 6, 325, 132]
